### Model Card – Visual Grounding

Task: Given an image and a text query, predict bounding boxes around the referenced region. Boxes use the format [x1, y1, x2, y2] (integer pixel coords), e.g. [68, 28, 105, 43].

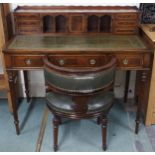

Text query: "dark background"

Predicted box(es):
[140, 3, 155, 23]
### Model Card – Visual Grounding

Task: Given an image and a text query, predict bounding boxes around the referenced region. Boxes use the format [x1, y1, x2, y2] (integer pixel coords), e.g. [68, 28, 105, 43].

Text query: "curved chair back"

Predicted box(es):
[43, 56, 116, 96]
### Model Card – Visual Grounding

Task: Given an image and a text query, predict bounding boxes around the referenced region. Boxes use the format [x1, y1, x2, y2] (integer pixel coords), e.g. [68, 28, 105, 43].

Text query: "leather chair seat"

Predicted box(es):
[46, 92, 114, 114]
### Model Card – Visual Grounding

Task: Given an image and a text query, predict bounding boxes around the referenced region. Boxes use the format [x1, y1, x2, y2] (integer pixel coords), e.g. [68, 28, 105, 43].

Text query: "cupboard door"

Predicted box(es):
[69, 15, 85, 33]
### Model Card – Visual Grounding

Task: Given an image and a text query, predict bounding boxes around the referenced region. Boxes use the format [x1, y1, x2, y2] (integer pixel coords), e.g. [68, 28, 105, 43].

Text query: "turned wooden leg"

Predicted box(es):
[53, 115, 60, 151]
[58, 116, 62, 125]
[134, 70, 151, 134]
[135, 95, 140, 134]
[8, 71, 20, 135]
[97, 117, 101, 125]
[134, 71, 143, 134]
[101, 116, 108, 151]
[23, 71, 30, 102]
[124, 70, 131, 103]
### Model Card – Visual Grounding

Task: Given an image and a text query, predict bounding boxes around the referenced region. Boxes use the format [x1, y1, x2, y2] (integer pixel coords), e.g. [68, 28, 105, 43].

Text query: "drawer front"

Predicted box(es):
[115, 13, 138, 20]
[116, 54, 143, 68]
[15, 14, 40, 20]
[17, 26, 41, 34]
[48, 55, 111, 67]
[114, 21, 137, 27]
[12, 56, 43, 68]
[15, 14, 41, 34]
[10, 55, 112, 68]
[114, 28, 137, 34]
[5, 54, 149, 70]
[114, 13, 138, 34]
[17, 20, 40, 27]
[69, 15, 85, 32]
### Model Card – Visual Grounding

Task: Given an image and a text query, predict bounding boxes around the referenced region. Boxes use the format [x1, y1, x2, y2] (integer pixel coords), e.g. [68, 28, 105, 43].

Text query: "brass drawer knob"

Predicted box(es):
[122, 58, 128, 65]
[25, 59, 32, 65]
[90, 59, 96, 65]
[59, 59, 65, 66]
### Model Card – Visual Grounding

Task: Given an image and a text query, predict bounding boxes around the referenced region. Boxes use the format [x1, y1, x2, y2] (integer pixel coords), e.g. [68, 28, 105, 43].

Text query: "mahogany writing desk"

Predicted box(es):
[2, 6, 154, 134]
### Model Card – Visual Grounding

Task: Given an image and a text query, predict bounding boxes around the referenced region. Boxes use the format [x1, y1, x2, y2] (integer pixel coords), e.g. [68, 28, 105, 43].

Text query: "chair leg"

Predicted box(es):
[124, 70, 131, 103]
[101, 116, 108, 151]
[97, 117, 101, 125]
[53, 115, 60, 152]
[135, 95, 141, 134]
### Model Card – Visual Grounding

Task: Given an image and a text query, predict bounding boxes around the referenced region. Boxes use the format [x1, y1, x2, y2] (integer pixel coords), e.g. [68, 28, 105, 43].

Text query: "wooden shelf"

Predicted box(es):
[0, 74, 6, 90]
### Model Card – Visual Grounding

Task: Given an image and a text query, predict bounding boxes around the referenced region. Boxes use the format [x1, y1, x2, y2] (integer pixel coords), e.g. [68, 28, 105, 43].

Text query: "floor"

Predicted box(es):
[0, 98, 155, 152]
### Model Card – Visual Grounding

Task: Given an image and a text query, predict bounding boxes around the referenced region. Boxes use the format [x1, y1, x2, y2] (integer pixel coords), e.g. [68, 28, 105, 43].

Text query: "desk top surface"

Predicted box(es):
[6, 35, 148, 52]
[141, 24, 155, 42]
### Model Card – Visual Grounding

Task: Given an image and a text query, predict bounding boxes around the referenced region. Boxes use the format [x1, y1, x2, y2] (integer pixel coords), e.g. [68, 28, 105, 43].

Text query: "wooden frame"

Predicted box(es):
[14, 6, 139, 35]
[140, 24, 155, 125]
[0, 3, 14, 112]
[44, 55, 116, 151]
[2, 6, 154, 136]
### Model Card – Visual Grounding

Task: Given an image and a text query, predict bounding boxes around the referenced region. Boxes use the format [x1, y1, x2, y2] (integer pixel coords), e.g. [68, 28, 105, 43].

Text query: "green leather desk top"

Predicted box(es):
[7, 35, 147, 52]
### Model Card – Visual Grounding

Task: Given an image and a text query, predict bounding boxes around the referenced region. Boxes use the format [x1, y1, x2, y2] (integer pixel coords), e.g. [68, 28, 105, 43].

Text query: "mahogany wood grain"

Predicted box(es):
[2, 6, 154, 137]
[141, 25, 155, 125]
[0, 74, 5, 89]
[4, 53, 152, 71]
[14, 6, 139, 35]
[0, 4, 15, 113]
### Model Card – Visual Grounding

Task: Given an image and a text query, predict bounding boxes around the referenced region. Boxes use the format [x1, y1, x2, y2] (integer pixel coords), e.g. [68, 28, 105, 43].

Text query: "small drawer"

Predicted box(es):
[115, 13, 138, 20]
[115, 21, 137, 27]
[17, 26, 41, 34]
[17, 20, 40, 27]
[114, 27, 137, 34]
[48, 55, 111, 67]
[116, 54, 143, 68]
[11, 56, 43, 68]
[15, 14, 40, 20]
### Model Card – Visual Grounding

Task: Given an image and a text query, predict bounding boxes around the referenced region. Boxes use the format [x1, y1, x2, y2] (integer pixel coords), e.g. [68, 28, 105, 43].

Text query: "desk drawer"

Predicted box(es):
[116, 54, 143, 68]
[5, 54, 150, 70]
[11, 56, 43, 68]
[10, 55, 111, 68]
[48, 55, 111, 67]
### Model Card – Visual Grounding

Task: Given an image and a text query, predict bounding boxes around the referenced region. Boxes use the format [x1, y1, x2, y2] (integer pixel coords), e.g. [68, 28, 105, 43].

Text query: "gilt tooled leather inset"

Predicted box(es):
[8, 35, 146, 51]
